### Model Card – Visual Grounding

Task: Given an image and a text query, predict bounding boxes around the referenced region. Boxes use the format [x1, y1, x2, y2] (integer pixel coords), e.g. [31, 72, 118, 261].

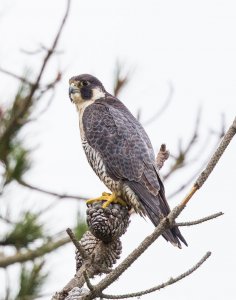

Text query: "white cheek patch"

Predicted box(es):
[91, 88, 105, 101]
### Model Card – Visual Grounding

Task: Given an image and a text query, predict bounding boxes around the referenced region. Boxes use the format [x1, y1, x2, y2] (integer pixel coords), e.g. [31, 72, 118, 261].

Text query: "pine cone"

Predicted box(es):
[86, 201, 130, 243]
[76, 231, 122, 272]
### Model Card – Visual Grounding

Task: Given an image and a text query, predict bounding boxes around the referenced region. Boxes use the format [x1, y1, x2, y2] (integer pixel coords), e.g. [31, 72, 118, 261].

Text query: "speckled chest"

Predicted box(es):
[81, 137, 114, 187]
[79, 106, 120, 193]
[78, 103, 143, 214]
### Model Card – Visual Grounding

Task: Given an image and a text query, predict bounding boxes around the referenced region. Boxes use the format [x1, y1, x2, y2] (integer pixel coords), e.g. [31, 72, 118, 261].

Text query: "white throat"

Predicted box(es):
[71, 87, 105, 108]
[72, 87, 105, 113]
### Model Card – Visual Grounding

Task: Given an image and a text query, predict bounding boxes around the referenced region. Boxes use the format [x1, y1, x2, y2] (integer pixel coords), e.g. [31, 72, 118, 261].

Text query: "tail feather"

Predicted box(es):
[127, 180, 188, 248]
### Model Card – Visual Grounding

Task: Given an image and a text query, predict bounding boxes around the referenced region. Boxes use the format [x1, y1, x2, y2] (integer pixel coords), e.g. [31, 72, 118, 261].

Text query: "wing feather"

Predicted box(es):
[82, 96, 187, 247]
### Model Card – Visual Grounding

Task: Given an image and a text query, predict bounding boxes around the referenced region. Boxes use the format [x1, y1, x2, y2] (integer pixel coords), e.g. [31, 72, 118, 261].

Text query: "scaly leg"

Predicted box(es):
[86, 192, 127, 208]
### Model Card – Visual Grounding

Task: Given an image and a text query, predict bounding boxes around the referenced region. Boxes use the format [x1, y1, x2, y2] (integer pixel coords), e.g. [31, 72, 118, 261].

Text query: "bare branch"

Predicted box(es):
[0, 0, 71, 146]
[17, 179, 86, 201]
[0, 214, 15, 225]
[20, 47, 44, 56]
[180, 116, 236, 207]
[0, 67, 34, 86]
[143, 81, 174, 126]
[163, 108, 201, 180]
[0, 236, 70, 268]
[168, 120, 228, 199]
[167, 162, 204, 199]
[66, 228, 87, 260]
[83, 271, 94, 291]
[176, 212, 223, 227]
[113, 61, 131, 97]
[101, 252, 211, 299]
[32, 0, 70, 92]
[210, 113, 226, 139]
[35, 71, 62, 100]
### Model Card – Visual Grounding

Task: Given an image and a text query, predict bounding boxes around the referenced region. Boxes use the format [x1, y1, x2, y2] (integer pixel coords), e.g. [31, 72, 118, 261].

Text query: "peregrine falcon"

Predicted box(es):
[69, 74, 187, 248]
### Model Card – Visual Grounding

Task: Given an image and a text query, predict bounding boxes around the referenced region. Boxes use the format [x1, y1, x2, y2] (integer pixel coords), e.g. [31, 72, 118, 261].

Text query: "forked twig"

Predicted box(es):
[143, 81, 174, 126]
[180, 116, 236, 208]
[17, 179, 86, 201]
[176, 212, 223, 227]
[66, 228, 87, 260]
[101, 252, 211, 299]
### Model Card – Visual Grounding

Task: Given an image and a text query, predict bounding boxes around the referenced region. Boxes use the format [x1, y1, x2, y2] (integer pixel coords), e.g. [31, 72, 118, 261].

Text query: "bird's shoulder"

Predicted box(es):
[84, 95, 154, 147]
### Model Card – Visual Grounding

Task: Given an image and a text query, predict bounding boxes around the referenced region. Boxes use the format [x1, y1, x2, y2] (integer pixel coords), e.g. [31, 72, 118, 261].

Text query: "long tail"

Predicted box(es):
[127, 181, 188, 248]
[143, 199, 187, 248]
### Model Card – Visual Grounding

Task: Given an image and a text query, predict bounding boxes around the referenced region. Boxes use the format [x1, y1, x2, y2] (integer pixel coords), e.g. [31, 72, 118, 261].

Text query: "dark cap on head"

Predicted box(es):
[69, 74, 104, 90]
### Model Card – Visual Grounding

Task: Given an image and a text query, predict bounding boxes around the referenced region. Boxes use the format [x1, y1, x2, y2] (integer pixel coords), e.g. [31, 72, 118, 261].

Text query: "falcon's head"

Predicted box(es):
[69, 74, 106, 105]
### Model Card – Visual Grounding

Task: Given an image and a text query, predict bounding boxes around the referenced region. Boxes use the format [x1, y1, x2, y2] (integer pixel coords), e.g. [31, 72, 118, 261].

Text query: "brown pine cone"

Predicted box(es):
[75, 231, 122, 272]
[86, 201, 130, 243]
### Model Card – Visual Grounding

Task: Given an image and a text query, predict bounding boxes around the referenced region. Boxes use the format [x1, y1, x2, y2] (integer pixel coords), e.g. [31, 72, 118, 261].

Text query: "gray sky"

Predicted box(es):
[0, 0, 236, 299]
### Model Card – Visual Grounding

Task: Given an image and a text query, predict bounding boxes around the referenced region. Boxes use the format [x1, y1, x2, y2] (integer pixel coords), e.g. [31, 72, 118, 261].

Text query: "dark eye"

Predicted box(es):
[81, 80, 89, 86]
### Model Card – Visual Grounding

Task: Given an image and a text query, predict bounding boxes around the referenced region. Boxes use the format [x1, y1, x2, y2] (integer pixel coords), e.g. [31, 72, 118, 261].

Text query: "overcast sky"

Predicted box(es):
[0, 0, 236, 299]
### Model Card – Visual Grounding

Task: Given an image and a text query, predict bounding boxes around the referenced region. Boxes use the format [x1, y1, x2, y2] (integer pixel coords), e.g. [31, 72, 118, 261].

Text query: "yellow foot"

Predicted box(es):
[86, 192, 127, 208]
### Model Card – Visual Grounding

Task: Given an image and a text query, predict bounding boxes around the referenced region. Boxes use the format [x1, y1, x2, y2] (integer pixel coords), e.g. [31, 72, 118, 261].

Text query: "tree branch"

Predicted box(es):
[0, 236, 70, 268]
[163, 109, 201, 180]
[180, 116, 236, 207]
[0, 0, 71, 146]
[0, 67, 34, 86]
[176, 212, 223, 227]
[66, 228, 87, 260]
[113, 61, 130, 97]
[17, 179, 86, 201]
[143, 81, 174, 126]
[101, 252, 211, 299]
[83, 271, 94, 292]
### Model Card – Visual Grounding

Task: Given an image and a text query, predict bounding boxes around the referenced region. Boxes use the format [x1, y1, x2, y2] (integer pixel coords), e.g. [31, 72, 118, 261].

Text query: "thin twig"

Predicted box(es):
[176, 212, 223, 227]
[180, 116, 236, 207]
[113, 61, 131, 97]
[0, 236, 70, 268]
[20, 47, 44, 56]
[168, 124, 225, 199]
[37, 200, 59, 217]
[143, 81, 174, 126]
[66, 228, 87, 260]
[0, 0, 71, 145]
[83, 271, 94, 291]
[17, 179, 86, 201]
[164, 109, 201, 180]
[35, 71, 62, 100]
[101, 252, 211, 299]
[0, 214, 15, 225]
[0, 67, 34, 86]
[83, 216, 175, 300]
[32, 0, 70, 92]
[168, 173, 197, 199]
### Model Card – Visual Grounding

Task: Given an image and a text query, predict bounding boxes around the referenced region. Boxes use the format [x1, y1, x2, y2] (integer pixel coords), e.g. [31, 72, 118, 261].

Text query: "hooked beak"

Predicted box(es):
[69, 86, 80, 102]
[69, 86, 80, 94]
